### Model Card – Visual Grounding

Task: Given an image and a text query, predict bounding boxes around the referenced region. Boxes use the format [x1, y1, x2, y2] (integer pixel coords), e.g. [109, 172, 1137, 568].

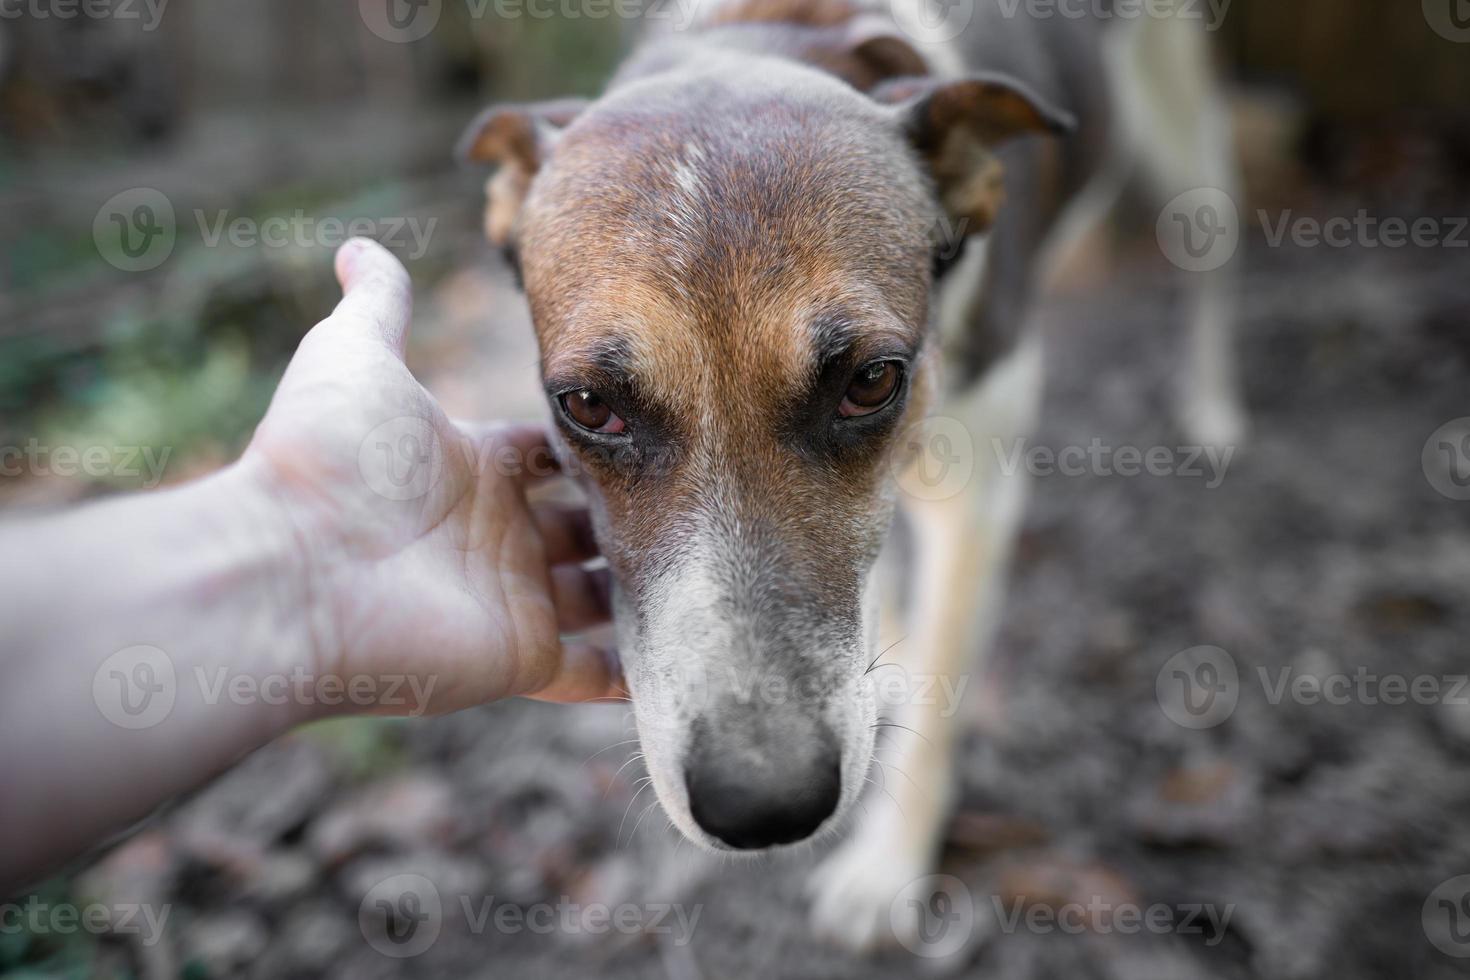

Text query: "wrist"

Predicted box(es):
[205, 456, 340, 728]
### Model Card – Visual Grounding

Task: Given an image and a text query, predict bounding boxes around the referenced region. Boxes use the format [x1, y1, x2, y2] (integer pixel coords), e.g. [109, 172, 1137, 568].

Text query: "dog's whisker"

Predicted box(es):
[863, 634, 907, 676]
[610, 750, 647, 782]
[630, 799, 662, 841]
[617, 779, 655, 847]
[580, 737, 640, 768]
[872, 756, 923, 794]
[862, 772, 908, 824]
[869, 721, 934, 748]
[602, 751, 645, 797]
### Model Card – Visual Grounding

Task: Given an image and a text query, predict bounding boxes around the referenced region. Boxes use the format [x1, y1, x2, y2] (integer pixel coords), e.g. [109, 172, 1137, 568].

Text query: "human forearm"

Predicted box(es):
[0, 458, 312, 891]
[0, 239, 621, 894]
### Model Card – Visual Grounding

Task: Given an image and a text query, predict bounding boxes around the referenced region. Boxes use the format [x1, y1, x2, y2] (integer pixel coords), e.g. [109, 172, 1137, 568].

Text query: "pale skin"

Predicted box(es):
[0, 238, 623, 893]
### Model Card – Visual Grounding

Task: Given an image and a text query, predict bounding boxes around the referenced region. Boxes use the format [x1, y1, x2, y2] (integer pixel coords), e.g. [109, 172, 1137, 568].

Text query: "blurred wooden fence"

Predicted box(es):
[1219, 0, 1470, 118]
[1, 0, 1464, 144]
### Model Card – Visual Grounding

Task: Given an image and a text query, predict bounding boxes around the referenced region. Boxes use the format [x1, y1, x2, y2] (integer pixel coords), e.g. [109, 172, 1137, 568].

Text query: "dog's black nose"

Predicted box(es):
[684, 724, 841, 850]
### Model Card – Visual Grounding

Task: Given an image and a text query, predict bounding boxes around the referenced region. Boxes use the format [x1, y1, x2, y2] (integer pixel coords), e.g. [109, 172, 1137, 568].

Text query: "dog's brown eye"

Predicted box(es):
[561, 391, 626, 434]
[839, 361, 902, 417]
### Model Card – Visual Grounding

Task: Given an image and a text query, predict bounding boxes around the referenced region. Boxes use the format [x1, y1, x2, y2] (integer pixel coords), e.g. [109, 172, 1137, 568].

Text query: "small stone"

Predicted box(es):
[183, 911, 268, 976]
[276, 902, 355, 973]
[310, 774, 458, 862]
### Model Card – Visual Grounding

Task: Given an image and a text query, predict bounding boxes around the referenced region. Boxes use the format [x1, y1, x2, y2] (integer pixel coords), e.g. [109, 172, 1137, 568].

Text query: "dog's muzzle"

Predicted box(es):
[682, 712, 841, 849]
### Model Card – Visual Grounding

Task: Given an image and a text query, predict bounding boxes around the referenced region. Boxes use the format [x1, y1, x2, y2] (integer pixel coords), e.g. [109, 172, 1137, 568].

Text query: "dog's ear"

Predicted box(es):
[875, 74, 1075, 235]
[830, 13, 932, 87]
[456, 98, 588, 245]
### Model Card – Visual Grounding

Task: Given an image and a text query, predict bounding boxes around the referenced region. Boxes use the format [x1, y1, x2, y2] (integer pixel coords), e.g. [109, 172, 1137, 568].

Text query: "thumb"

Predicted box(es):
[327, 238, 414, 359]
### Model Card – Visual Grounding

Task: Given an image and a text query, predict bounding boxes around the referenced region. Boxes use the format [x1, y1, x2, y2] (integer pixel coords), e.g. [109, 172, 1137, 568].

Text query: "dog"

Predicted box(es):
[458, 0, 1245, 951]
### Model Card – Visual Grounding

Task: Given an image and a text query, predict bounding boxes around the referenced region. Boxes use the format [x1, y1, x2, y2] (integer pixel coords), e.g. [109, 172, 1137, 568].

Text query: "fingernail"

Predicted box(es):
[335, 239, 367, 285]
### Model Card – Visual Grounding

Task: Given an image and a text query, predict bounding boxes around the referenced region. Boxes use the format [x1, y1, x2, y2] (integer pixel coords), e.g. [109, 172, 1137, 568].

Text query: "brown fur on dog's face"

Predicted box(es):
[509, 59, 941, 847]
[462, 25, 1067, 846]
[521, 60, 937, 588]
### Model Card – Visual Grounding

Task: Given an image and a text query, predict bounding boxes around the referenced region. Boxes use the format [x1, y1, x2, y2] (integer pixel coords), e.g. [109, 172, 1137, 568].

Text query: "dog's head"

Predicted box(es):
[460, 29, 1067, 852]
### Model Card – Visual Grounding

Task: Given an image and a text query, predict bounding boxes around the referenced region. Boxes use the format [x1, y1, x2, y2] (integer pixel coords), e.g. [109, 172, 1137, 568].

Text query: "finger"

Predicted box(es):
[328, 238, 413, 358]
[552, 564, 613, 634]
[533, 505, 599, 566]
[458, 420, 563, 483]
[525, 640, 628, 704]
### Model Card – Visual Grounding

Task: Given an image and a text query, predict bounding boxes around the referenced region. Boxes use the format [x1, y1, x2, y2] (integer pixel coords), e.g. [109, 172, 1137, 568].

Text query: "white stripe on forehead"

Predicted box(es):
[660, 141, 709, 275]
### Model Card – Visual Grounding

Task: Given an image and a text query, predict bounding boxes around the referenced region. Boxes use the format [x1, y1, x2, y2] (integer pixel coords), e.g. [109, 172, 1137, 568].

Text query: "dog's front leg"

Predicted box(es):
[809, 334, 1044, 953]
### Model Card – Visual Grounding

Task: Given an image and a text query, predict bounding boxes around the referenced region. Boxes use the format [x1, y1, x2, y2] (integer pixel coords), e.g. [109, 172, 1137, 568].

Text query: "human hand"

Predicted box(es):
[244, 238, 623, 715]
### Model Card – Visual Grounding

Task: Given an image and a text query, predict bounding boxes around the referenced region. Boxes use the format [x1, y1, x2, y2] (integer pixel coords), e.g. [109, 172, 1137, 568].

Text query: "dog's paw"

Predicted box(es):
[806, 838, 928, 954]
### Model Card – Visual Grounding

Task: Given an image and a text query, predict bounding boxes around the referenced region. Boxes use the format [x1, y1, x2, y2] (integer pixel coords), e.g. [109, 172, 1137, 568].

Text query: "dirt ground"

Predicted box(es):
[58, 219, 1470, 980]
